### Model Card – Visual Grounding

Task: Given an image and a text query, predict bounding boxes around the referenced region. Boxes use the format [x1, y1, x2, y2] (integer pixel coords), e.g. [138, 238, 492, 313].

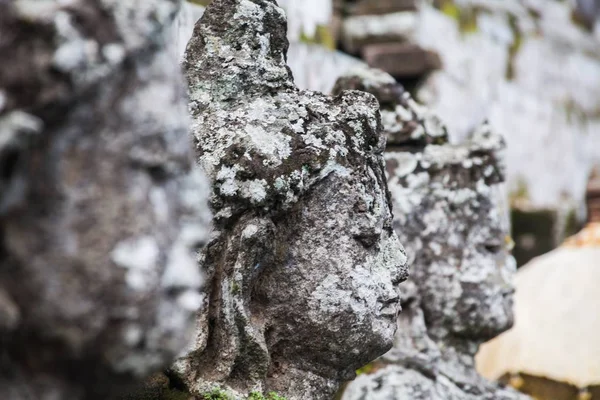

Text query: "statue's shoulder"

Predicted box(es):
[342, 364, 440, 400]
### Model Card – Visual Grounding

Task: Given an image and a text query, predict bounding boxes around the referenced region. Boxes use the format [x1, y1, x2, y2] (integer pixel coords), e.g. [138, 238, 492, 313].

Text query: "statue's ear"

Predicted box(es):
[226, 216, 275, 387]
[180, 216, 275, 387]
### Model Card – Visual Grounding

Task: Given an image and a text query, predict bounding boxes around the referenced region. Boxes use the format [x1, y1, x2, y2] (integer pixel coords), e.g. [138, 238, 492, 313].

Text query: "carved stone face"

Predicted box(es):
[416, 189, 515, 340]
[387, 150, 516, 342]
[257, 169, 408, 377]
[178, 1, 409, 396]
[452, 196, 516, 339]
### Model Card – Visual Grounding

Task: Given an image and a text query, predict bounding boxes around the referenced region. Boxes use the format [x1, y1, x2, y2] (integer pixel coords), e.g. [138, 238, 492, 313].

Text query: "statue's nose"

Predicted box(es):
[391, 256, 410, 286]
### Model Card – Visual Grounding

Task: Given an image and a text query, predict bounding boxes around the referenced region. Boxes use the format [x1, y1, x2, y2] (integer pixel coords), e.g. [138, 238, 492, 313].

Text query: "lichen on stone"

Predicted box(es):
[332, 65, 448, 146]
[174, 1, 408, 399]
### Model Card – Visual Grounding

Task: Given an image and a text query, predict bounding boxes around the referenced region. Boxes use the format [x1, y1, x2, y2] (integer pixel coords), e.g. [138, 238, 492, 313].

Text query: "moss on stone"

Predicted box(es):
[355, 360, 389, 376]
[247, 392, 287, 400]
[202, 388, 233, 400]
[439, 1, 479, 34]
[355, 362, 376, 376]
[198, 389, 287, 400]
[231, 281, 241, 295]
[440, 1, 460, 21]
[187, 0, 212, 6]
[265, 393, 287, 400]
[299, 25, 336, 50]
[506, 13, 523, 80]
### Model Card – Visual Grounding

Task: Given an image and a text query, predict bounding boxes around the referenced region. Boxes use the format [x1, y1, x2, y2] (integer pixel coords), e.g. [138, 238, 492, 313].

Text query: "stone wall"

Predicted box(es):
[411, 0, 599, 264]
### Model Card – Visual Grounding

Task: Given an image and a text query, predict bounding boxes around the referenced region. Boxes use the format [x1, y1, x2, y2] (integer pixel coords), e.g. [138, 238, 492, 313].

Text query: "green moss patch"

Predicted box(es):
[299, 24, 336, 50]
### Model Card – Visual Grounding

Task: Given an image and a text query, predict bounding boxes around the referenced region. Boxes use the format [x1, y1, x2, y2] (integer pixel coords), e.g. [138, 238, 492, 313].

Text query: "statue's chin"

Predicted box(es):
[365, 316, 398, 353]
[452, 312, 514, 342]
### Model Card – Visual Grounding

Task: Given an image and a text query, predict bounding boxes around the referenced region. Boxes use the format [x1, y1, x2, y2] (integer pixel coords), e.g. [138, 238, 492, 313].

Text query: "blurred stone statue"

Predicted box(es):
[0, 1, 211, 399]
[334, 67, 529, 400]
[171, 1, 408, 399]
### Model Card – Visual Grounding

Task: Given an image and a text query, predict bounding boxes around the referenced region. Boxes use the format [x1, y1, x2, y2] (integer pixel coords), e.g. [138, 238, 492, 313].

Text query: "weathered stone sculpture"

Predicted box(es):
[173, 1, 408, 399]
[334, 68, 529, 400]
[332, 66, 448, 147]
[0, 1, 211, 399]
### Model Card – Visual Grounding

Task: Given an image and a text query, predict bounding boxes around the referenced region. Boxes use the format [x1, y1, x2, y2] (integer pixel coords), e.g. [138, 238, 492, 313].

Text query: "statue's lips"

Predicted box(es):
[378, 297, 401, 318]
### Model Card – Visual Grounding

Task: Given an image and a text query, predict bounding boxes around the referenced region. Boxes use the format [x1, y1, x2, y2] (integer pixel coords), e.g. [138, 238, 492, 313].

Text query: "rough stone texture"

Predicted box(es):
[332, 66, 448, 146]
[174, 3, 359, 93]
[173, 1, 408, 399]
[335, 69, 528, 400]
[0, 1, 211, 399]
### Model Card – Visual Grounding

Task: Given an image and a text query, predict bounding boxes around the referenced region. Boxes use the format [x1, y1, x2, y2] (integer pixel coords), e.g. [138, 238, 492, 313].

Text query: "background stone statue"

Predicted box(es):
[334, 68, 529, 400]
[172, 1, 408, 399]
[0, 1, 211, 399]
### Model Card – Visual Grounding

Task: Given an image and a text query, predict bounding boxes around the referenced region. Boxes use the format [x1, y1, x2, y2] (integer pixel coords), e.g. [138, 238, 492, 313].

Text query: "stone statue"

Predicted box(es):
[0, 1, 210, 399]
[173, 1, 408, 399]
[334, 67, 529, 400]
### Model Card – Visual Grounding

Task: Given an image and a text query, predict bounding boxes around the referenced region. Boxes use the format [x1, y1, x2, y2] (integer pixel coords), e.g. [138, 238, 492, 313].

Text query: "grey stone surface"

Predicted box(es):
[173, 1, 408, 399]
[336, 69, 529, 400]
[332, 66, 447, 146]
[0, 1, 211, 399]
[174, 3, 365, 95]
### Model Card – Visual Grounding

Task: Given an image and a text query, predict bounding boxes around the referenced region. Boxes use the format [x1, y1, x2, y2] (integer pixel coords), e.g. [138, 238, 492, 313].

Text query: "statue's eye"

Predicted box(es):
[483, 242, 503, 254]
[354, 232, 380, 248]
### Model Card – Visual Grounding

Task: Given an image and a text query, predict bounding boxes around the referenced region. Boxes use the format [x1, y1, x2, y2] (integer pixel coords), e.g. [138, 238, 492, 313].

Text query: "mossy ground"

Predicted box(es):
[247, 391, 287, 400]
[201, 388, 287, 400]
